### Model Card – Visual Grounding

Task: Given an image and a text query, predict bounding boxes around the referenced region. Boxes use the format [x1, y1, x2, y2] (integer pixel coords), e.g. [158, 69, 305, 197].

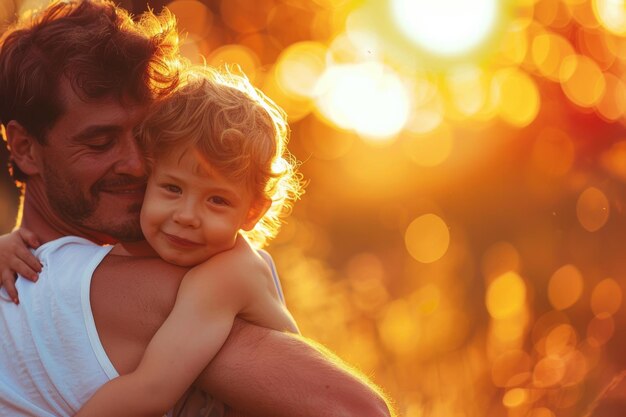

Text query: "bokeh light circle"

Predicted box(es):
[593, 0, 626, 35]
[492, 67, 541, 127]
[315, 63, 410, 140]
[404, 214, 450, 263]
[560, 55, 606, 108]
[548, 264, 583, 310]
[590, 278, 622, 316]
[486, 271, 527, 319]
[390, 0, 499, 56]
[576, 186, 610, 232]
[275, 41, 327, 99]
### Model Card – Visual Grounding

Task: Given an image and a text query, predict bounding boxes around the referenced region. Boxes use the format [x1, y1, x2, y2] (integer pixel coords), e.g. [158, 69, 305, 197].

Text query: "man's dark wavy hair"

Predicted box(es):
[0, 0, 184, 182]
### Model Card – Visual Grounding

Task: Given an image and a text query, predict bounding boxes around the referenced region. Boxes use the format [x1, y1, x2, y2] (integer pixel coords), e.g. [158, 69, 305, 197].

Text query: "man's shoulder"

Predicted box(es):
[92, 254, 188, 318]
[90, 255, 190, 374]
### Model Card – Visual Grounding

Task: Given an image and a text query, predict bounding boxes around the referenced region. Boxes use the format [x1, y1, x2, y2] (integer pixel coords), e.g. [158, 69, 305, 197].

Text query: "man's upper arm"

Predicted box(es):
[193, 319, 393, 417]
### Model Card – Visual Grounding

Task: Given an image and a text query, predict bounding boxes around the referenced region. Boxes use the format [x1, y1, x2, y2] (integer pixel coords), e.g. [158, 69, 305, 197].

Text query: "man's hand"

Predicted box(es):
[0, 228, 42, 304]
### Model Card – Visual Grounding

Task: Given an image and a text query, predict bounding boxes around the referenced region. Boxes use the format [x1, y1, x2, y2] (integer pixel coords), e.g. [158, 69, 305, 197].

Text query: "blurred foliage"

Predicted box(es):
[4, 0, 626, 415]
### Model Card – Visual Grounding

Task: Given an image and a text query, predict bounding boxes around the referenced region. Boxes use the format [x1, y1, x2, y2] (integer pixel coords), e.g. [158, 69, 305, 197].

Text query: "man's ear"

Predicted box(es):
[5, 120, 42, 176]
[242, 197, 272, 231]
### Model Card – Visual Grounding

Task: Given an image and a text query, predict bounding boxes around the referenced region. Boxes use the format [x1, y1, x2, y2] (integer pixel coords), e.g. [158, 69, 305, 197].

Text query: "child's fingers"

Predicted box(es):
[1, 270, 19, 304]
[11, 257, 39, 282]
[17, 228, 40, 249]
[15, 244, 42, 274]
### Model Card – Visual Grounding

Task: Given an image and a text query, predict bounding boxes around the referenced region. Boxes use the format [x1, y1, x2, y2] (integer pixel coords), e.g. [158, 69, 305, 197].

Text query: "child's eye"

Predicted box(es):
[161, 184, 182, 194]
[208, 196, 229, 206]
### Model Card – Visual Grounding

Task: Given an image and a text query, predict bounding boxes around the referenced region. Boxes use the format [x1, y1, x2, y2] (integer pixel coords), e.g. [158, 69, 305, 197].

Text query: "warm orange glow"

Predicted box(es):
[548, 265, 584, 310]
[405, 78, 444, 134]
[207, 45, 260, 82]
[533, 356, 566, 388]
[390, 0, 500, 56]
[165, 0, 213, 40]
[490, 311, 529, 345]
[402, 123, 454, 167]
[590, 278, 623, 316]
[298, 117, 355, 160]
[587, 313, 615, 347]
[560, 55, 606, 108]
[404, 214, 450, 263]
[531, 127, 575, 176]
[532, 31, 575, 81]
[378, 299, 420, 355]
[446, 66, 488, 117]
[486, 271, 527, 319]
[5, 1, 626, 416]
[491, 349, 532, 387]
[527, 408, 555, 417]
[595, 73, 626, 121]
[410, 284, 440, 315]
[220, 0, 274, 33]
[275, 42, 327, 99]
[593, 0, 626, 35]
[492, 68, 540, 127]
[499, 20, 529, 65]
[600, 140, 626, 182]
[502, 387, 528, 408]
[561, 349, 588, 386]
[579, 27, 616, 70]
[576, 186, 610, 232]
[315, 63, 411, 141]
[482, 242, 521, 281]
[544, 324, 577, 356]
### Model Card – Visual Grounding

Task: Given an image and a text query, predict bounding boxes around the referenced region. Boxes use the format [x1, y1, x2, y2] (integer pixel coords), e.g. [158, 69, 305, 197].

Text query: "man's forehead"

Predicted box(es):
[54, 80, 149, 129]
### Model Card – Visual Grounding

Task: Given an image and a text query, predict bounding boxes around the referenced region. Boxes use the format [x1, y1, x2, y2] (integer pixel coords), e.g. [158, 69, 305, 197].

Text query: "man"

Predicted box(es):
[0, 1, 392, 416]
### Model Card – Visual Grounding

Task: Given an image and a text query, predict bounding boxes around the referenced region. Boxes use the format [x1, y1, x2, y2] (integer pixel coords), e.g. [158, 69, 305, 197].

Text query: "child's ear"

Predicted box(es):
[242, 197, 271, 231]
[5, 121, 43, 176]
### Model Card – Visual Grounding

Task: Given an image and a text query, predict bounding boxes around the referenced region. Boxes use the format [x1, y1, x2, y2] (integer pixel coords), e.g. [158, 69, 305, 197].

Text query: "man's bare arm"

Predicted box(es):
[195, 319, 394, 417]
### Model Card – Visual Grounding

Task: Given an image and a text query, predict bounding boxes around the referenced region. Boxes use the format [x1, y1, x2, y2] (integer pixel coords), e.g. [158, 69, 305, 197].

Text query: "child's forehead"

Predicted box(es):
[155, 145, 249, 188]
[158, 146, 213, 175]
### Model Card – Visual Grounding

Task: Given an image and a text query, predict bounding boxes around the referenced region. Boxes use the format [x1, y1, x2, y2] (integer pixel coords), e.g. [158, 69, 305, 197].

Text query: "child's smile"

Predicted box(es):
[139, 147, 266, 267]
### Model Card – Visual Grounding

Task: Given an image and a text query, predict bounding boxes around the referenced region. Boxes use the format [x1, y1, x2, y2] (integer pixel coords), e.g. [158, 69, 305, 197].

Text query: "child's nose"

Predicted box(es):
[173, 204, 200, 228]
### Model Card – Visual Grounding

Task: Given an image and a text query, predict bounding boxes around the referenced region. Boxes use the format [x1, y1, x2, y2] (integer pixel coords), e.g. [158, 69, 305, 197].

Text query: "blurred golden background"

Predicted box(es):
[4, 0, 626, 415]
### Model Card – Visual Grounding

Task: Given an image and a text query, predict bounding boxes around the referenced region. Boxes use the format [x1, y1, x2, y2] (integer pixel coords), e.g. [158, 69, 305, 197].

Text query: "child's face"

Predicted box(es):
[140, 147, 264, 267]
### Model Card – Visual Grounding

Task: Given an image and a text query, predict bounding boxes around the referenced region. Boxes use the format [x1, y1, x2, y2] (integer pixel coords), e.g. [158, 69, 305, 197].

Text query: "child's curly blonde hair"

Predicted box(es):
[139, 65, 304, 248]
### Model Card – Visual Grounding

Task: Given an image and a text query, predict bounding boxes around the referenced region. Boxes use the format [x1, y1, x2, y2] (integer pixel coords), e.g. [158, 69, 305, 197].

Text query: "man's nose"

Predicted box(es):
[113, 134, 146, 178]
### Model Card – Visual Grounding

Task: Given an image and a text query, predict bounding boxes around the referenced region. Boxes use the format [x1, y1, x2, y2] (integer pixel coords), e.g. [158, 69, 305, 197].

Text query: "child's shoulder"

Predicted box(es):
[181, 246, 271, 301]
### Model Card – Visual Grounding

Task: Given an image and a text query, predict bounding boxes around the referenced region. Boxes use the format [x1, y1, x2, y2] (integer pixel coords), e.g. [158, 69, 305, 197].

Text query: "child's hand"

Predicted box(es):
[0, 228, 42, 304]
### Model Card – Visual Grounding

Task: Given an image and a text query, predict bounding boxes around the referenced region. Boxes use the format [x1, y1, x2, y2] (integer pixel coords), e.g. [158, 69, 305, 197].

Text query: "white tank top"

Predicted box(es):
[0, 236, 285, 416]
[0, 236, 115, 416]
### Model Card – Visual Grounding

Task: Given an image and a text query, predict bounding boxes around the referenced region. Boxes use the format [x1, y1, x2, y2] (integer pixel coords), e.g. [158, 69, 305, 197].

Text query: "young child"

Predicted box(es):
[1, 65, 304, 416]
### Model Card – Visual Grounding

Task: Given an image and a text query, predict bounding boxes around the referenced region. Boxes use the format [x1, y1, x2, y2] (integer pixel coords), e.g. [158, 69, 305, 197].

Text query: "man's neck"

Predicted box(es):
[19, 181, 116, 246]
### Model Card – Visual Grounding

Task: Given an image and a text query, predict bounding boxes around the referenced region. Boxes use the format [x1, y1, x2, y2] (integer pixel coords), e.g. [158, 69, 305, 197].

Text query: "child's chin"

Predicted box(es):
[163, 253, 208, 268]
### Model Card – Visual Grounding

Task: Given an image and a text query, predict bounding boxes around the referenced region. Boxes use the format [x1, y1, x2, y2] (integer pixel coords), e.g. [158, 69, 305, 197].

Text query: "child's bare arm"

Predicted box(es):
[74, 240, 271, 417]
[0, 228, 42, 304]
[231, 236, 299, 334]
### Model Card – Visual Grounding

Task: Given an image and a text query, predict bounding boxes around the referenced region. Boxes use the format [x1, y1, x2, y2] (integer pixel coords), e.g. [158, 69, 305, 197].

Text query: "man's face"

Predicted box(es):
[38, 82, 149, 242]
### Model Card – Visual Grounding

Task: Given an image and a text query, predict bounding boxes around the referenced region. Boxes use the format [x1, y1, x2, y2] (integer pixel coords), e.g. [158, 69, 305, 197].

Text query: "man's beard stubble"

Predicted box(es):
[42, 162, 146, 242]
